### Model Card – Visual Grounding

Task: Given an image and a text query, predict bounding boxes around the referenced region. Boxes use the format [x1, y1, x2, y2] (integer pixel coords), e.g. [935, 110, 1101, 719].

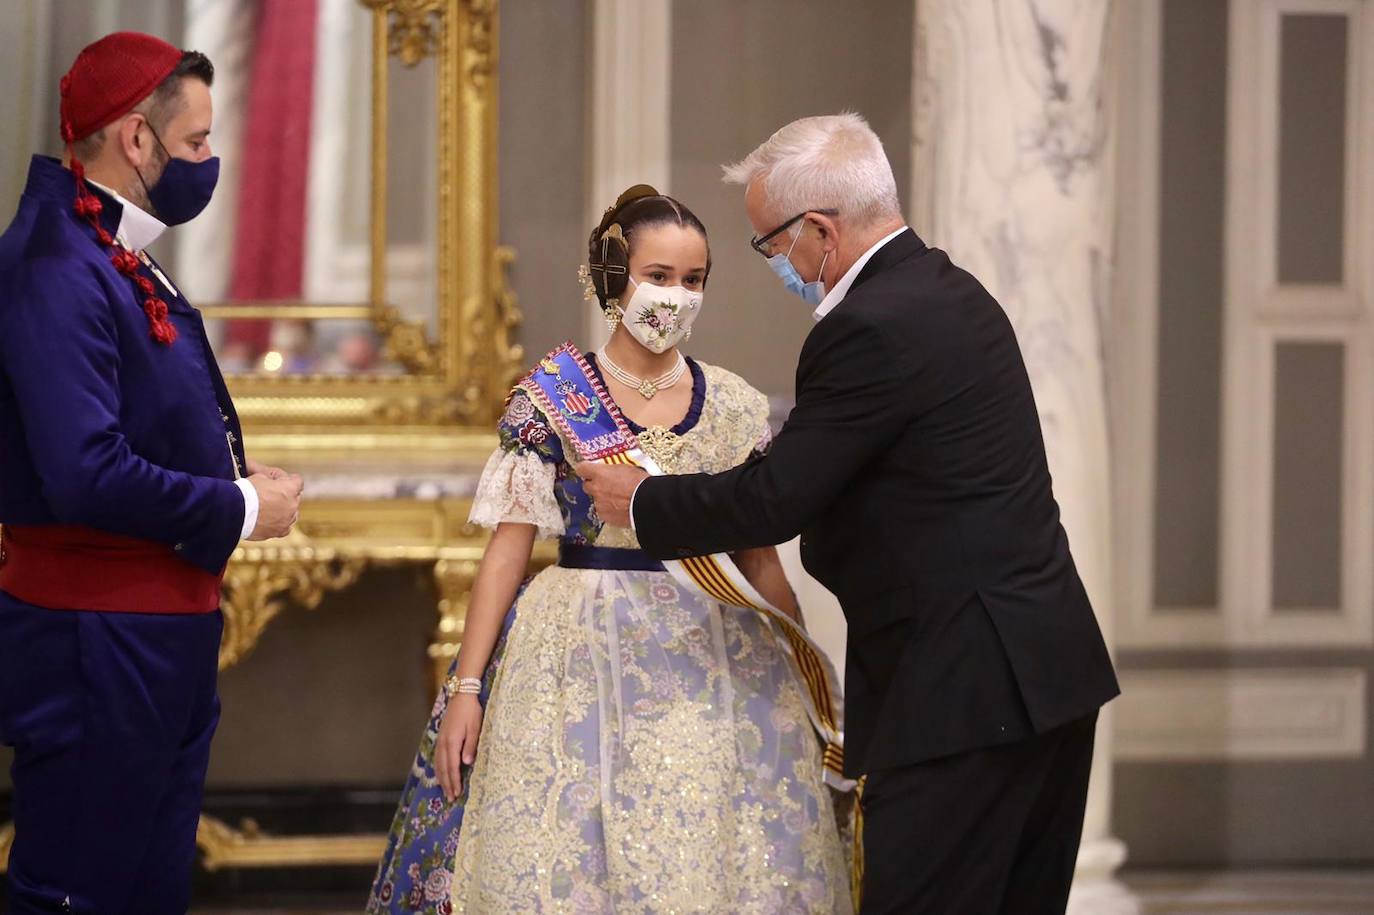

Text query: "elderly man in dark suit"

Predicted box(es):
[581, 112, 1120, 914]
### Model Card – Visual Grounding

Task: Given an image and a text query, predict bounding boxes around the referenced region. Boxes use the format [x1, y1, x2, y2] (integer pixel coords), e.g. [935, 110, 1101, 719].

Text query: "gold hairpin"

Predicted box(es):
[601, 222, 626, 247]
[589, 224, 628, 284]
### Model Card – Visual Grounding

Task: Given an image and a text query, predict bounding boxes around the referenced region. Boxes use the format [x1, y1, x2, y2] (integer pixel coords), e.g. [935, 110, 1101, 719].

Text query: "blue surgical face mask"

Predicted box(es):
[765, 226, 829, 306]
[137, 126, 220, 226]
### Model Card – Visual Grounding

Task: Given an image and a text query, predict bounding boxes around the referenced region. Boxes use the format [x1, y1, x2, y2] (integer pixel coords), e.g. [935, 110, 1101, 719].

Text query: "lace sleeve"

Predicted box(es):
[468, 448, 564, 538]
[466, 388, 567, 539]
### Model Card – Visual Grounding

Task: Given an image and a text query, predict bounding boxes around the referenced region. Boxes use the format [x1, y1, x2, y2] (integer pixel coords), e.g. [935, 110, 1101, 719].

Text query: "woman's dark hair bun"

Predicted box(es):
[586, 186, 710, 307]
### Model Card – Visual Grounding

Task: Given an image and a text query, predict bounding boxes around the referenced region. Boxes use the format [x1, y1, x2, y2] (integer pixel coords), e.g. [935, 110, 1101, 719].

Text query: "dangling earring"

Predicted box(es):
[577, 264, 598, 302]
[684, 325, 693, 341]
[603, 300, 621, 331]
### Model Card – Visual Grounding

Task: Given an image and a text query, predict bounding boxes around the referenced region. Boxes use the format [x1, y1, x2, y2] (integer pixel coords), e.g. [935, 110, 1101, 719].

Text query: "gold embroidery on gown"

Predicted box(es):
[452, 362, 852, 914]
[634, 424, 685, 474]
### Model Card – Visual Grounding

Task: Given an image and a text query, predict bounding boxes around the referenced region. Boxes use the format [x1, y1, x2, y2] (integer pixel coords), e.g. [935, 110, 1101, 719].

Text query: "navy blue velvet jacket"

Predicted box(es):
[0, 156, 246, 574]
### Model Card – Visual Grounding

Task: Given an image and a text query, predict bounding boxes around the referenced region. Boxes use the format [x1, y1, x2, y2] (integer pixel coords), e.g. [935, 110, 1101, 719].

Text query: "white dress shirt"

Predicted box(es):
[811, 225, 909, 321]
[90, 180, 259, 540]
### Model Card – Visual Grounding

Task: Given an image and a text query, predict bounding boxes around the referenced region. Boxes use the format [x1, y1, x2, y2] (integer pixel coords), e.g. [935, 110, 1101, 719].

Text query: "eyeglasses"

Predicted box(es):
[749, 209, 839, 256]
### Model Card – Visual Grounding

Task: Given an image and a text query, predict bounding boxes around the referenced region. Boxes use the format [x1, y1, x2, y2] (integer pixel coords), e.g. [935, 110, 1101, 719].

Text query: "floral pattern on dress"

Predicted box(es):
[370, 354, 851, 914]
[477, 360, 772, 552]
[365, 607, 519, 915]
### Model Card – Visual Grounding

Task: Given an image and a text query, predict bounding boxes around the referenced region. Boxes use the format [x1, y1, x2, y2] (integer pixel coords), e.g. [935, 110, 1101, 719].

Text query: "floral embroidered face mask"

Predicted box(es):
[619, 277, 703, 354]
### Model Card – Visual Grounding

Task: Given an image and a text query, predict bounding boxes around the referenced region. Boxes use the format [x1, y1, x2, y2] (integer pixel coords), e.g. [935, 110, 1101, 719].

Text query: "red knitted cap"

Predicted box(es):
[59, 32, 184, 348]
[59, 32, 182, 143]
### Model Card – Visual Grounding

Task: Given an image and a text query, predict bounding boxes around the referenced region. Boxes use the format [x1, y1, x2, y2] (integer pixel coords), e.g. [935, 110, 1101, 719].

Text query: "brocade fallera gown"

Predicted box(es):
[367, 354, 852, 915]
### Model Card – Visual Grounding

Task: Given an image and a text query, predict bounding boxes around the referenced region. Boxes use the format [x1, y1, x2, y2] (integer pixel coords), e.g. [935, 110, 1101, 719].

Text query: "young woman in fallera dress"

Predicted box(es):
[366, 186, 853, 914]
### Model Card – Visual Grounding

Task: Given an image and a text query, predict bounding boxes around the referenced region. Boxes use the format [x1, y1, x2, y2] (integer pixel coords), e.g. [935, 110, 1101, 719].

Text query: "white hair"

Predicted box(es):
[722, 112, 902, 229]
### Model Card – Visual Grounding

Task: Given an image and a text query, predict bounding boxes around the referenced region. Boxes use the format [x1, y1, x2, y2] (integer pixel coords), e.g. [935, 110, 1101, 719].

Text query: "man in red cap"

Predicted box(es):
[0, 32, 303, 913]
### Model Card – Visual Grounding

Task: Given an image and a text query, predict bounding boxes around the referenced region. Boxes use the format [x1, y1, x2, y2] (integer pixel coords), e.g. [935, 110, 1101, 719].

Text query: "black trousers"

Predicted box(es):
[860, 711, 1098, 915]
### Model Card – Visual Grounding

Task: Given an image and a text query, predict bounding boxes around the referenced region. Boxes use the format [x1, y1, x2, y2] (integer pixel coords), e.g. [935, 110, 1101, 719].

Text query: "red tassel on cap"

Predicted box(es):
[59, 32, 183, 347]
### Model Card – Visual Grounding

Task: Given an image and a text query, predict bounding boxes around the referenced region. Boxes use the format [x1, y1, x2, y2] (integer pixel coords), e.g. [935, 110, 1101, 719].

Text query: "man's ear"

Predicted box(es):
[115, 114, 148, 167]
[809, 211, 840, 250]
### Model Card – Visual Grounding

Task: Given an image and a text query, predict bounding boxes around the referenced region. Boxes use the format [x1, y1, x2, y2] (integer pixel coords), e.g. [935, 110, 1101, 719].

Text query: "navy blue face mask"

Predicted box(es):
[136, 126, 220, 226]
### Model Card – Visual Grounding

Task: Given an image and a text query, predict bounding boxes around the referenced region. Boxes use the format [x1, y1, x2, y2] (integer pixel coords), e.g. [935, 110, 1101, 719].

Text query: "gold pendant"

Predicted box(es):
[637, 380, 658, 399]
[637, 425, 682, 472]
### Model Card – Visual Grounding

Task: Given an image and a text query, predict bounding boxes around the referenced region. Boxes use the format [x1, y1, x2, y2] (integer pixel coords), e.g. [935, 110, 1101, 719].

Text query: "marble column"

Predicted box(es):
[912, 1, 1136, 911]
[583, 0, 672, 344]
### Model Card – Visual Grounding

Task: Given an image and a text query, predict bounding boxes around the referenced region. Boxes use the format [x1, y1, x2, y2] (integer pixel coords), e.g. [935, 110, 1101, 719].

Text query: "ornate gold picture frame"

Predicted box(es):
[200, 0, 523, 465]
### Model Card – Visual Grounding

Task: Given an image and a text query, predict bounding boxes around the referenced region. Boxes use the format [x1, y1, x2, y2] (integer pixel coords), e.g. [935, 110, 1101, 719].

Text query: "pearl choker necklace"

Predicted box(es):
[598, 349, 687, 400]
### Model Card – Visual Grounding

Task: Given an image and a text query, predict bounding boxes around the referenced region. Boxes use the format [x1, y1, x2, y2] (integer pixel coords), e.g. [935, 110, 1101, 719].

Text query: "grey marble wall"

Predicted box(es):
[669, 0, 913, 399]
[1111, 0, 1372, 868]
[1115, 652, 1374, 866]
[498, 0, 590, 358]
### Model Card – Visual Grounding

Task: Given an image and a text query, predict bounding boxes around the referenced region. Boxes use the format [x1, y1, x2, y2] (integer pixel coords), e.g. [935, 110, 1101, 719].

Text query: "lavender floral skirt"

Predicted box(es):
[364, 608, 516, 914]
[367, 566, 852, 913]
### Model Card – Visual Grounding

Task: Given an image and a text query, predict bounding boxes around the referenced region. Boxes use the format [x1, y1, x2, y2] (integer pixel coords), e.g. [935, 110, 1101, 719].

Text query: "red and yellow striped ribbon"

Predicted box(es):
[607, 452, 848, 782]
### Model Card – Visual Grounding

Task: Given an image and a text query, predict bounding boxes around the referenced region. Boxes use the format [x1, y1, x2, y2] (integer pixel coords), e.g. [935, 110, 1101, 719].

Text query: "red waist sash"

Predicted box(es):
[0, 524, 223, 614]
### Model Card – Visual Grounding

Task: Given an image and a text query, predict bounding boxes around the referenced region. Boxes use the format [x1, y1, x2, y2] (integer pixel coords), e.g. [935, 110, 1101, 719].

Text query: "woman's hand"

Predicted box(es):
[434, 693, 484, 802]
[428, 522, 536, 803]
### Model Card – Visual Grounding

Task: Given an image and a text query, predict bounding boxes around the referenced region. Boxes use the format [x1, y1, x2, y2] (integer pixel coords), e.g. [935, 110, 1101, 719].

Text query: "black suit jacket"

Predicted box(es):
[633, 229, 1120, 777]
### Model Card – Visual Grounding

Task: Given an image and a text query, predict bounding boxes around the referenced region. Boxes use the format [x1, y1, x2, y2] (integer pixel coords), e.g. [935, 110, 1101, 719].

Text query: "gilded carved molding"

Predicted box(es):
[219, 547, 368, 671]
[461, 0, 497, 89]
[375, 304, 439, 375]
[365, 0, 446, 67]
[197, 814, 386, 870]
[431, 556, 481, 685]
[492, 244, 526, 388]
